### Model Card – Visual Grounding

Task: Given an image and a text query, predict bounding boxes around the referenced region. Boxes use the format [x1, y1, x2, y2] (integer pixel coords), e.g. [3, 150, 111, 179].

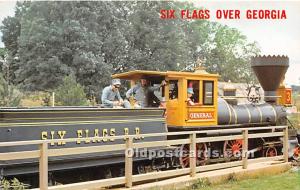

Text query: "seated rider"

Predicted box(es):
[126, 78, 166, 108]
[187, 88, 195, 106]
[101, 79, 130, 108]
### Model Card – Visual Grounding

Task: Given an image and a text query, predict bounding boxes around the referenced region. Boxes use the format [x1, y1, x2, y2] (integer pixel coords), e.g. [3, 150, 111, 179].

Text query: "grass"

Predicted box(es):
[288, 93, 300, 129]
[191, 170, 300, 190]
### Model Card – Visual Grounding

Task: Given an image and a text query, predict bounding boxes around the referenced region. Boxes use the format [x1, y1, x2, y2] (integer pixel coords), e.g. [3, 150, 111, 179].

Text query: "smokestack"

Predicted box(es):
[251, 55, 289, 103]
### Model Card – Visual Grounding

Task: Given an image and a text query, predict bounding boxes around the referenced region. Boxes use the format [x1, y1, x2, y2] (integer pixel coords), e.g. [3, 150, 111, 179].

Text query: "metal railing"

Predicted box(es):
[0, 126, 289, 190]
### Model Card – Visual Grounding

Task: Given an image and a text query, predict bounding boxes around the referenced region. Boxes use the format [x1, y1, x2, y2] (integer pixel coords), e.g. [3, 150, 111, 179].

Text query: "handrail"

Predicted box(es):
[0, 125, 289, 190]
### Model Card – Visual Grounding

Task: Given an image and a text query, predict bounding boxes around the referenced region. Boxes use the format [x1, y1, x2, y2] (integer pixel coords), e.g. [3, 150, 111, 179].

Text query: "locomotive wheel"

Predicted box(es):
[103, 168, 113, 179]
[292, 145, 300, 161]
[180, 144, 190, 168]
[196, 143, 208, 166]
[265, 147, 278, 157]
[137, 164, 147, 174]
[223, 139, 243, 159]
[179, 143, 207, 168]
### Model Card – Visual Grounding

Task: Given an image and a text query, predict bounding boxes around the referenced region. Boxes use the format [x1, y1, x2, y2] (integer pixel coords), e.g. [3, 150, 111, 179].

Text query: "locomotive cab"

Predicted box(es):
[112, 69, 219, 128]
[164, 71, 218, 128]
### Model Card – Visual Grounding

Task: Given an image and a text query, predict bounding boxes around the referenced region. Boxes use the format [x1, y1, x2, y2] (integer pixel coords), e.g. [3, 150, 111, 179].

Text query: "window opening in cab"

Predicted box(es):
[187, 80, 200, 104]
[169, 80, 178, 100]
[203, 81, 214, 105]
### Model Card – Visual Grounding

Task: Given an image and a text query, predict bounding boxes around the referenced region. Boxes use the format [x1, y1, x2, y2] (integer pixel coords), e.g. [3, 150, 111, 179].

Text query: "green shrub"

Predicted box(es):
[227, 173, 238, 182]
[0, 178, 29, 190]
[0, 74, 22, 107]
[55, 75, 89, 106]
[191, 178, 211, 189]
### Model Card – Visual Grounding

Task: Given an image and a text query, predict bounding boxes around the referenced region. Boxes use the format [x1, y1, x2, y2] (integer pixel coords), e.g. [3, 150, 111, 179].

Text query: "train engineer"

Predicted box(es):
[101, 79, 130, 108]
[125, 78, 167, 108]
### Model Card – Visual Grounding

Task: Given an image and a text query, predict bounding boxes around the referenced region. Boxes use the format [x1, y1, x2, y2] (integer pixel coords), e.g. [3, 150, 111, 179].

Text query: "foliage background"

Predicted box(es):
[0, 1, 260, 105]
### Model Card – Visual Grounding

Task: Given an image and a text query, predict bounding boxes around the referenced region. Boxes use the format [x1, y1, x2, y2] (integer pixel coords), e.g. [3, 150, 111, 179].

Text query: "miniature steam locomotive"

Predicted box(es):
[0, 55, 299, 184]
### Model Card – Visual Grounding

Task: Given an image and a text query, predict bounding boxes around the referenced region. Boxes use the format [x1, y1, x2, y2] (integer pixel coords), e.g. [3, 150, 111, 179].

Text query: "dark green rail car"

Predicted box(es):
[0, 107, 167, 176]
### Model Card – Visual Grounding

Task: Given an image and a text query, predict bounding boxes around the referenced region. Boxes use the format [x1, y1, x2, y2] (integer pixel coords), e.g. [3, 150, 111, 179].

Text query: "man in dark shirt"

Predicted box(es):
[126, 78, 166, 108]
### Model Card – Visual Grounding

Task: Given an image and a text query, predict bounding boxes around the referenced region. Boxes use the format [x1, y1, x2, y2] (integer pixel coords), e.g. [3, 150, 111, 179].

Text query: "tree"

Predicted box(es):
[0, 47, 7, 73]
[203, 23, 260, 83]
[11, 1, 115, 94]
[174, 4, 260, 83]
[1, 1, 260, 98]
[0, 74, 22, 107]
[54, 75, 88, 106]
[0, 2, 31, 85]
[115, 1, 193, 71]
[0, 48, 7, 60]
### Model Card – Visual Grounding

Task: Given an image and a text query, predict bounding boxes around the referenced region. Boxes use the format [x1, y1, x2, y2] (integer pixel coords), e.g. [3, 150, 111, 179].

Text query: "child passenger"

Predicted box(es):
[187, 88, 195, 106]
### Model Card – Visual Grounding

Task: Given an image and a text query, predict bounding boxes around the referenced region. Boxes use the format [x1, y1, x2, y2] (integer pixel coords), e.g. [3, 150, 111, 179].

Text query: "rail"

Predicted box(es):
[0, 126, 289, 190]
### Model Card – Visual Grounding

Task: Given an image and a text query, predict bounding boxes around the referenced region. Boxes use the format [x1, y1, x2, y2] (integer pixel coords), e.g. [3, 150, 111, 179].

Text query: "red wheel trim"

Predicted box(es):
[265, 147, 277, 157]
[224, 140, 243, 157]
[180, 143, 207, 168]
[293, 146, 300, 159]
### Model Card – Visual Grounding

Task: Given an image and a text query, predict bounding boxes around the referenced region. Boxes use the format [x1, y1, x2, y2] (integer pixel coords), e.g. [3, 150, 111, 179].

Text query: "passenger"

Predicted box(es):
[187, 88, 195, 106]
[126, 78, 166, 108]
[101, 79, 130, 108]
